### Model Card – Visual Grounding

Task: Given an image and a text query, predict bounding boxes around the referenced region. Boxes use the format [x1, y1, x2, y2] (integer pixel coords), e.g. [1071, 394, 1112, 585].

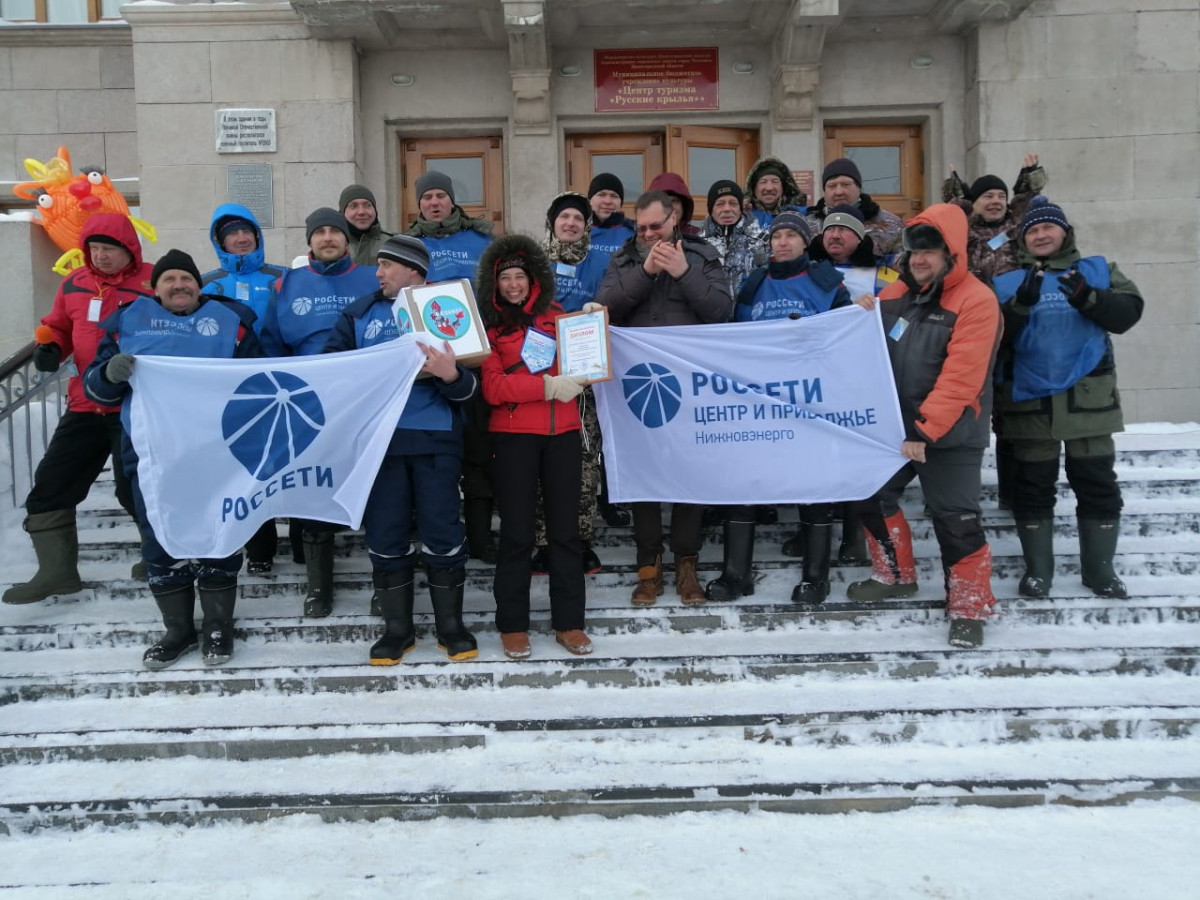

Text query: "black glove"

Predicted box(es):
[105, 353, 135, 384]
[32, 342, 62, 373]
[1058, 268, 1091, 308]
[1014, 266, 1043, 308]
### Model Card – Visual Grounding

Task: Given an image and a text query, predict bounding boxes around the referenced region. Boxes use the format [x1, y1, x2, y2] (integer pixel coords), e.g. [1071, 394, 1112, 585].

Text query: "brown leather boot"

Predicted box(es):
[631, 556, 663, 607]
[675, 555, 705, 605]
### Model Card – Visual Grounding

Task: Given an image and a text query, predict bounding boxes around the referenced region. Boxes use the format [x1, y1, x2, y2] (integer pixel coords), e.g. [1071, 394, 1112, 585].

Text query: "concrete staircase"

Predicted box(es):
[2, 434, 1199, 832]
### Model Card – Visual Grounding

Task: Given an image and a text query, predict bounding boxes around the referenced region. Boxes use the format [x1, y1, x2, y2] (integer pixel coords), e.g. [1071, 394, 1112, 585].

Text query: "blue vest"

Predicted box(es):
[202, 266, 284, 334]
[737, 266, 841, 322]
[589, 220, 636, 259]
[421, 230, 492, 285]
[351, 300, 452, 432]
[552, 252, 609, 313]
[271, 258, 378, 356]
[116, 294, 243, 429]
[994, 256, 1111, 402]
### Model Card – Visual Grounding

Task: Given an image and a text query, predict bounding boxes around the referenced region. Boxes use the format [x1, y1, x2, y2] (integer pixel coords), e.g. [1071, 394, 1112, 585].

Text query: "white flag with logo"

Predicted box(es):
[594, 306, 907, 504]
[128, 337, 426, 559]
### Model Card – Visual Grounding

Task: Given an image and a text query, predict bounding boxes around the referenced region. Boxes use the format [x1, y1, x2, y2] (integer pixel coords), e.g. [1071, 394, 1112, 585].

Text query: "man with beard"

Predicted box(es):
[260, 208, 379, 617]
[849, 205, 1001, 649]
[84, 250, 262, 668]
[806, 158, 904, 256]
[744, 156, 807, 228]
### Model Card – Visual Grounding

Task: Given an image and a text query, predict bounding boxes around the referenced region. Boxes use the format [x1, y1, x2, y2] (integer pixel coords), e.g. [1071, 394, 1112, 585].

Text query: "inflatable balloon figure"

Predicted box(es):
[12, 146, 156, 275]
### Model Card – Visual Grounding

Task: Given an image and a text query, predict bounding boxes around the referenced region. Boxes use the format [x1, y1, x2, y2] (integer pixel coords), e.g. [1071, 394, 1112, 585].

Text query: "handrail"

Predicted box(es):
[0, 341, 71, 508]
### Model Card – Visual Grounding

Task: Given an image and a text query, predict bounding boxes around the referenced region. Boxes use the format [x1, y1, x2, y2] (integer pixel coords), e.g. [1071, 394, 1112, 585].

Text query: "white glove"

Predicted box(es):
[581, 302, 605, 314]
[543, 374, 588, 403]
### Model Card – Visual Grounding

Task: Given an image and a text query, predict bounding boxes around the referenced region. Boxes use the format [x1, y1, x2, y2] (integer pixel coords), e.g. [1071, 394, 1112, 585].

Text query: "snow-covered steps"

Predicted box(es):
[2, 431, 1199, 833]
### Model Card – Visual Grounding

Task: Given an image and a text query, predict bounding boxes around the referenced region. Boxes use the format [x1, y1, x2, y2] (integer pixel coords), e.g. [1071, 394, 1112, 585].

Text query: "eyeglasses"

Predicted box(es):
[635, 212, 675, 234]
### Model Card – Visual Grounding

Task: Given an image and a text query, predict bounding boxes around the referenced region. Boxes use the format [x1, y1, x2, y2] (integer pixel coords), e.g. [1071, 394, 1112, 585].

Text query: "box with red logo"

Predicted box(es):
[400, 278, 492, 371]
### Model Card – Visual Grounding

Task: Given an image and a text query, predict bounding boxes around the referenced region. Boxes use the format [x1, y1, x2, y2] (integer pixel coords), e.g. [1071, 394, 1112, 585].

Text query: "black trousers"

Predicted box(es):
[25, 410, 134, 518]
[1012, 435, 1121, 519]
[492, 431, 585, 632]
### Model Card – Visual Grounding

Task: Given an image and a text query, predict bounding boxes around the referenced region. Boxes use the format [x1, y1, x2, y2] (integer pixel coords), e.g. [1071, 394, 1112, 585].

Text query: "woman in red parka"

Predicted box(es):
[478, 234, 592, 659]
[4, 213, 152, 605]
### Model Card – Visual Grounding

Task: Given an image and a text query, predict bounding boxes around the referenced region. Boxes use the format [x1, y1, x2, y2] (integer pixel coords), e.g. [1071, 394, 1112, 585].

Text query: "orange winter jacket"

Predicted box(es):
[876, 203, 1002, 449]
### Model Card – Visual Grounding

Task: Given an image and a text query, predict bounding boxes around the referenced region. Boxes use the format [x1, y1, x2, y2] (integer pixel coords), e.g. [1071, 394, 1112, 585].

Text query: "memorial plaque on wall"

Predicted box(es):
[594, 48, 719, 112]
[226, 165, 274, 228]
[215, 108, 277, 154]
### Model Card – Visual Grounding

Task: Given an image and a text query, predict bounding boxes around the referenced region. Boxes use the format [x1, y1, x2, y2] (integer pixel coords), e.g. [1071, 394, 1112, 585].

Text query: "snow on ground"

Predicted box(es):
[2, 804, 1198, 899]
[2, 421, 1199, 895]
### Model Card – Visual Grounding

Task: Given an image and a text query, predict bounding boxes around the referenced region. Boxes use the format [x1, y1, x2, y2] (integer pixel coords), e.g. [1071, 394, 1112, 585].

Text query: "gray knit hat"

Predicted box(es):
[415, 170, 455, 203]
[377, 233, 429, 277]
[338, 184, 377, 213]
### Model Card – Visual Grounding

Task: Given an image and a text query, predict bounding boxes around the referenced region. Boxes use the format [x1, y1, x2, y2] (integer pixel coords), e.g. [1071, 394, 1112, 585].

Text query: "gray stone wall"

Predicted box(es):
[967, 0, 1200, 423]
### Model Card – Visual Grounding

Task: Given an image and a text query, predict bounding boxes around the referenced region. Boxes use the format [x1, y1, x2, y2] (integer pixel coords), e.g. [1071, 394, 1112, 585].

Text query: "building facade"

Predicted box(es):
[1, 0, 1197, 421]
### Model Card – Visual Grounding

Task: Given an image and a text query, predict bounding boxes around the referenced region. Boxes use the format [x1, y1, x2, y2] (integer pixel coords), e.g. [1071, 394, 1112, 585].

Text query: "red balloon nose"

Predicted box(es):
[69, 181, 92, 198]
[79, 196, 102, 212]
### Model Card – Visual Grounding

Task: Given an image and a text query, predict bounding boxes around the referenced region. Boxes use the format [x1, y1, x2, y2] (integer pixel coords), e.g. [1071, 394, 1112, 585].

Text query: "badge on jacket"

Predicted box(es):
[520, 328, 557, 373]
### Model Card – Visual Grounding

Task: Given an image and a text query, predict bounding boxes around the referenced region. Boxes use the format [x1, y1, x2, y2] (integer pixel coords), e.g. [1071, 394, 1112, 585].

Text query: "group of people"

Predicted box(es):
[5, 151, 1142, 664]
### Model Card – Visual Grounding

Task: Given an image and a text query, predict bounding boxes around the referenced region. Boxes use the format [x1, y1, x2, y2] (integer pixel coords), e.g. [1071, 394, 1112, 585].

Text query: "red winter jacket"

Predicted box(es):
[39, 214, 153, 413]
[481, 306, 582, 436]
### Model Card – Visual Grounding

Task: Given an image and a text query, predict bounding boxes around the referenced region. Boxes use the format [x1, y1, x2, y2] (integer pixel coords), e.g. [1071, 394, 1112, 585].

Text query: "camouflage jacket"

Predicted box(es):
[942, 165, 1047, 285]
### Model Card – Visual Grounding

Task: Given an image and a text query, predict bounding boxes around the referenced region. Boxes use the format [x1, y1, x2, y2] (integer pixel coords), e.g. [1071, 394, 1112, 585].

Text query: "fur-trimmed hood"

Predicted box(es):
[477, 233, 557, 327]
[745, 156, 805, 211]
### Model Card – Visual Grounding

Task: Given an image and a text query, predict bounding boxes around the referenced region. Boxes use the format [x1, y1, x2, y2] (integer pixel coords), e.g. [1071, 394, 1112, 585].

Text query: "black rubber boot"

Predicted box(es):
[463, 498, 497, 564]
[792, 520, 832, 605]
[704, 518, 756, 601]
[288, 519, 306, 564]
[835, 504, 870, 567]
[198, 579, 237, 666]
[428, 566, 478, 661]
[1079, 518, 1127, 599]
[1016, 519, 1055, 598]
[3, 510, 83, 605]
[144, 584, 198, 670]
[369, 570, 416, 665]
[948, 617, 984, 648]
[302, 531, 335, 617]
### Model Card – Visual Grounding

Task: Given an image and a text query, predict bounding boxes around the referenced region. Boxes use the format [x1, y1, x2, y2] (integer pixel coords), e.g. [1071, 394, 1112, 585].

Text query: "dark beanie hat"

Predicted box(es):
[415, 171, 455, 203]
[1019, 195, 1071, 240]
[902, 223, 947, 252]
[546, 192, 591, 229]
[377, 233, 429, 277]
[305, 207, 350, 243]
[151, 248, 202, 288]
[216, 216, 256, 245]
[707, 179, 744, 212]
[822, 158, 862, 188]
[967, 174, 1008, 202]
[769, 211, 812, 245]
[821, 203, 866, 239]
[86, 234, 126, 249]
[338, 184, 377, 213]
[587, 172, 625, 202]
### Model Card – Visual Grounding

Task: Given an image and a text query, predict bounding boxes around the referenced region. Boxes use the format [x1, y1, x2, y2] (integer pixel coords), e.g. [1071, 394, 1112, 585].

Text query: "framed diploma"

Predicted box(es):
[400, 278, 491, 369]
[555, 308, 612, 383]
